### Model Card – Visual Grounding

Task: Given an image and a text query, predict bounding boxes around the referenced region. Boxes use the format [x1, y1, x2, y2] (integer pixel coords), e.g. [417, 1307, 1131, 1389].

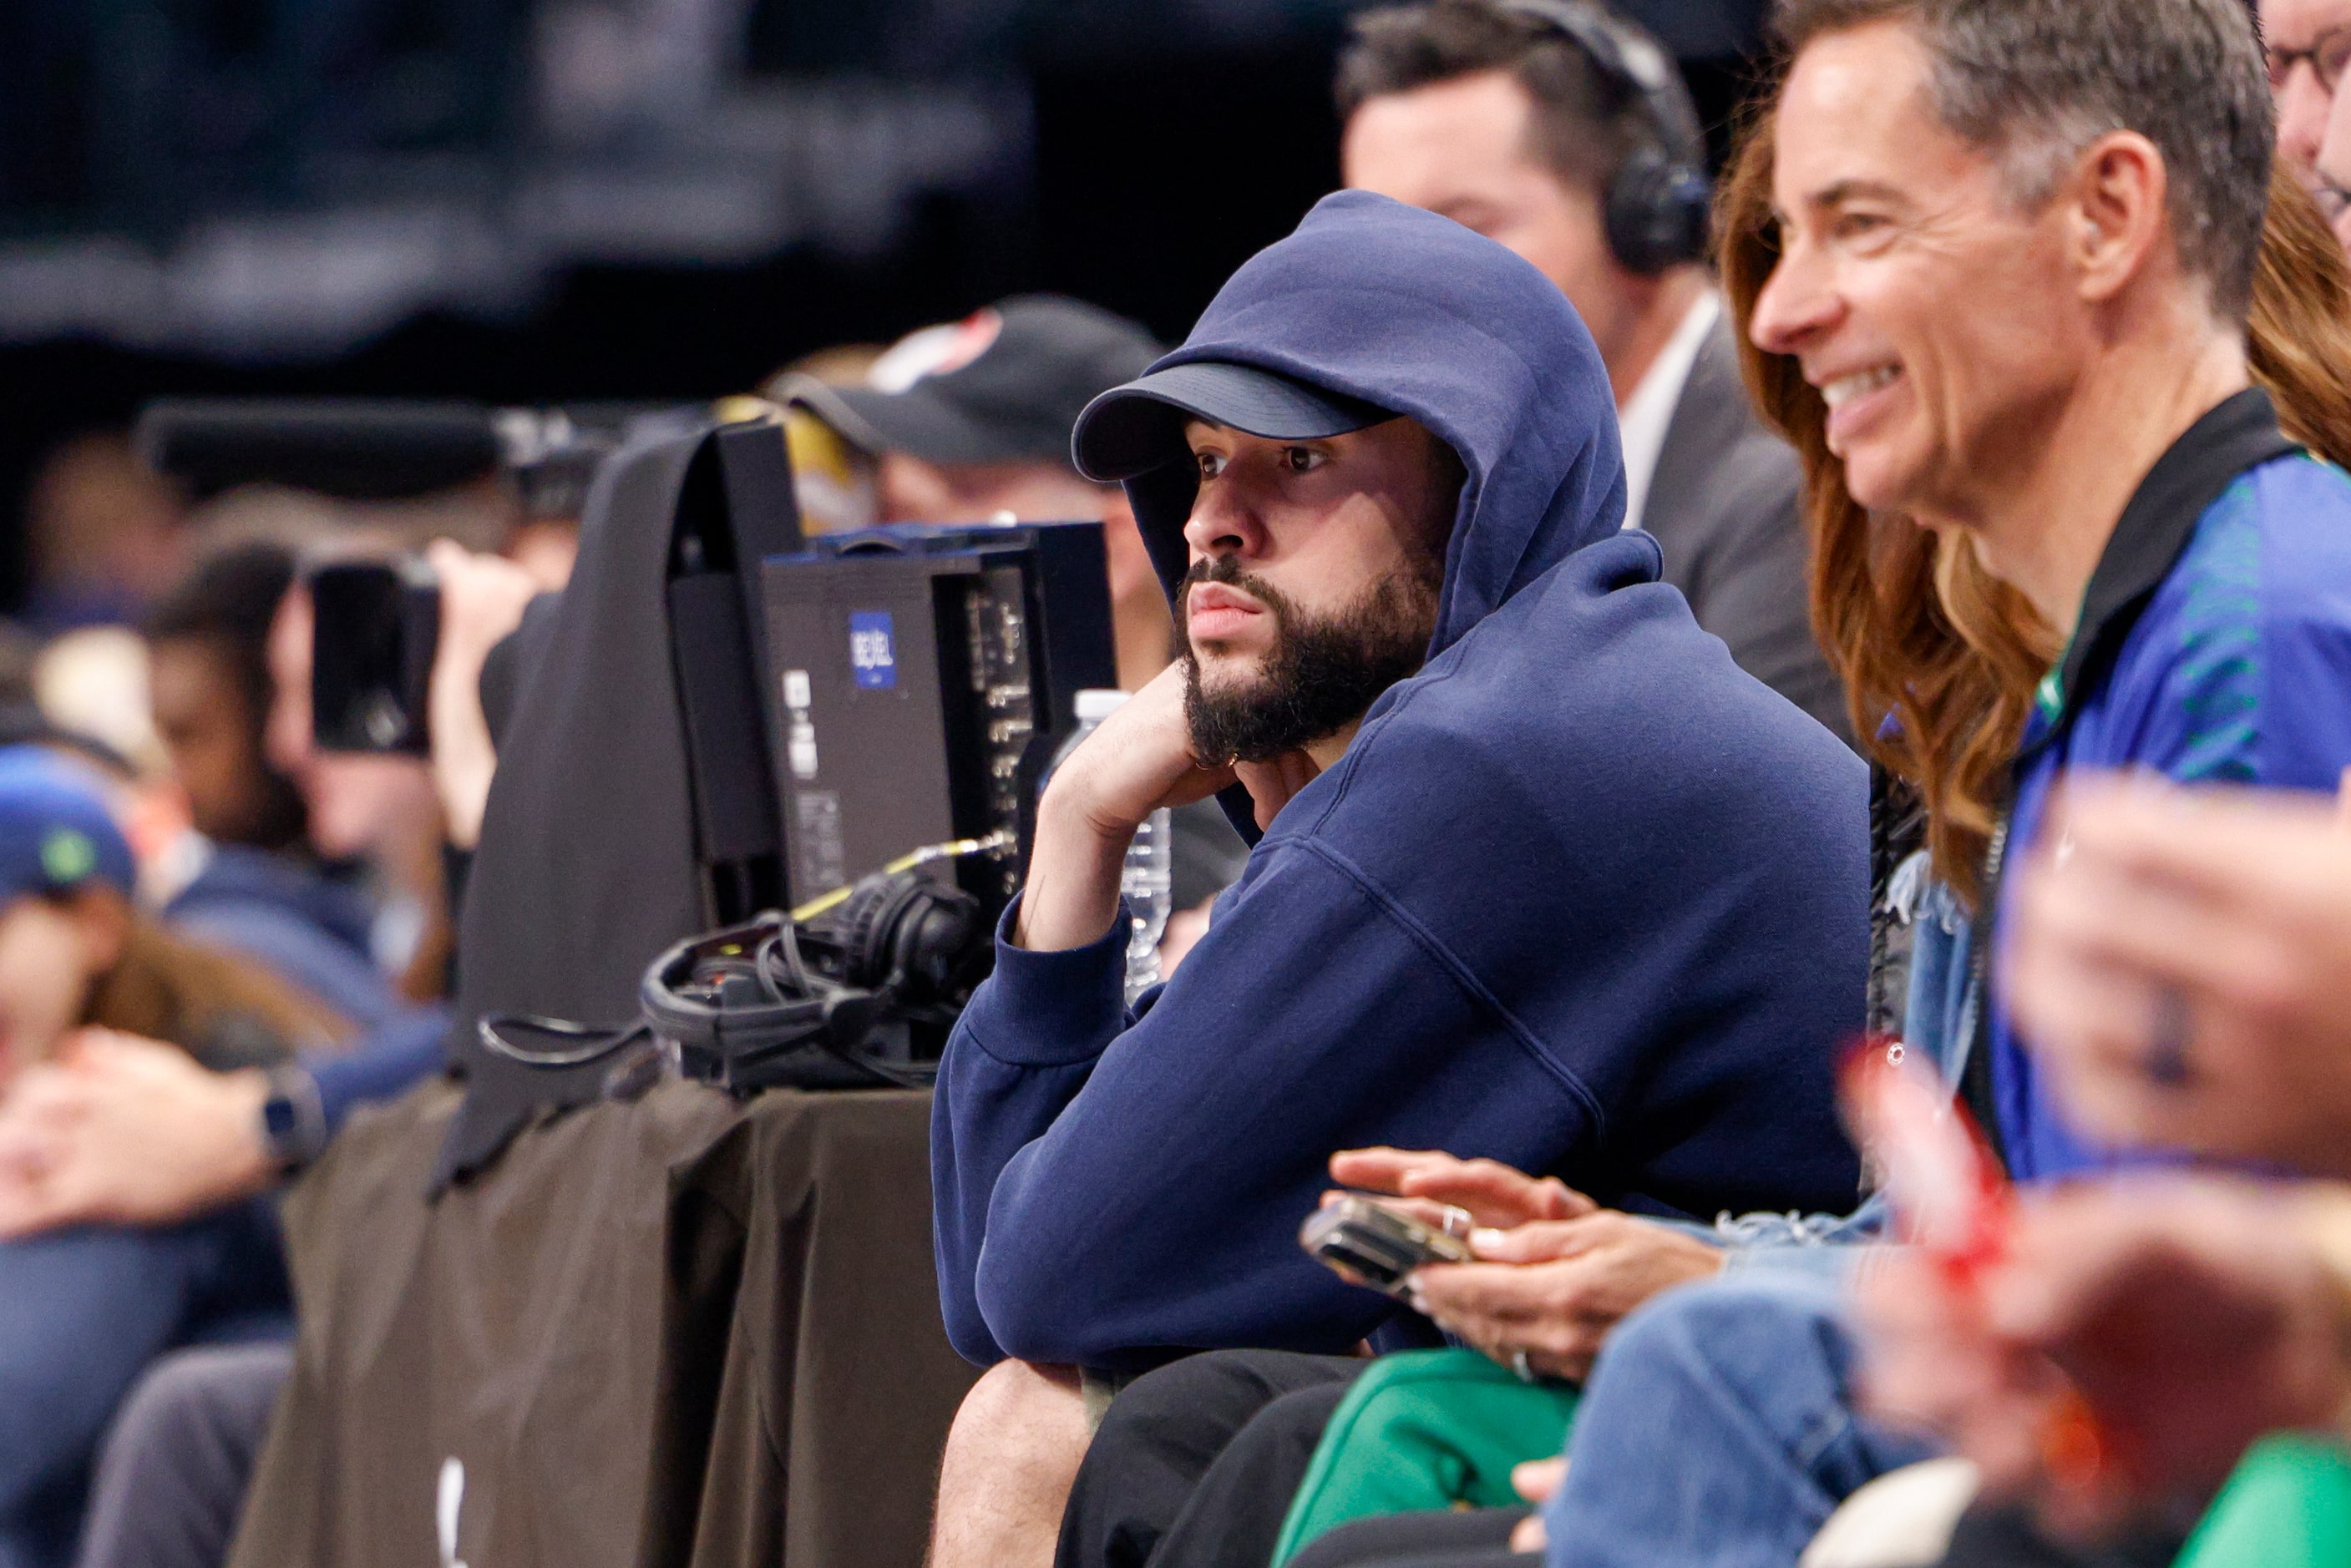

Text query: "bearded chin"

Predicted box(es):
[1182, 570, 1439, 765]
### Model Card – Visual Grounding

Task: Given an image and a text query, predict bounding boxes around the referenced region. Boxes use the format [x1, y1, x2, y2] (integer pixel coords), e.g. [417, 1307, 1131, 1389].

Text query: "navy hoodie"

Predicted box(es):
[931, 192, 1867, 1369]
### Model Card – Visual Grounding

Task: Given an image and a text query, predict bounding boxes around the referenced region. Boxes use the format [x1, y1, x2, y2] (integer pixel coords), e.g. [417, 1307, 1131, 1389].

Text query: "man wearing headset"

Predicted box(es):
[1342, 0, 1847, 743]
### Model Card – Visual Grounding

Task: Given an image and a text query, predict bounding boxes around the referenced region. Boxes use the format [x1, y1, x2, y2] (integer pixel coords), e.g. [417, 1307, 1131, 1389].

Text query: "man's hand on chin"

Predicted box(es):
[1017, 665, 1234, 953]
[1058, 665, 1238, 838]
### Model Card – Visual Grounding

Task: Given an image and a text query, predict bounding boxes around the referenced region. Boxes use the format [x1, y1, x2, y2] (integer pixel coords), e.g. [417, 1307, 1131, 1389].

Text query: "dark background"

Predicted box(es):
[0, 0, 1767, 608]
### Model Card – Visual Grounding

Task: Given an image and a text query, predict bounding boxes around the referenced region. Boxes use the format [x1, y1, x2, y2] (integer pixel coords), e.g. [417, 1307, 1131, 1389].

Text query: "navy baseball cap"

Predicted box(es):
[1071, 361, 1395, 482]
[0, 752, 135, 907]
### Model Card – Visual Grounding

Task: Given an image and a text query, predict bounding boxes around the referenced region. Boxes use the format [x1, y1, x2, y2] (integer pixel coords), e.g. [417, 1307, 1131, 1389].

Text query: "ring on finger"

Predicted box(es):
[2145, 985, 2195, 1089]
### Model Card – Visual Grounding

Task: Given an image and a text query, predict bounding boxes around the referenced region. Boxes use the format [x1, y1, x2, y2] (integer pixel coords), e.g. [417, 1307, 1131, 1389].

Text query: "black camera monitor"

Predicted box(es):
[760, 523, 1116, 926]
[310, 558, 440, 756]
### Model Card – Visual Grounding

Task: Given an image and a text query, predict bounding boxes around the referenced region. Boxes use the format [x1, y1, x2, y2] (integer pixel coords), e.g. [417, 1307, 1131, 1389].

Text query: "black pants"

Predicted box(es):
[1056, 1349, 1366, 1568]
[77, 1343, 291, 1568]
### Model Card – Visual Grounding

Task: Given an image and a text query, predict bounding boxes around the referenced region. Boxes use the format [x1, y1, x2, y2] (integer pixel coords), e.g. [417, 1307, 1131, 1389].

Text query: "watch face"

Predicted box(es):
[264, 1095, 300, 1140]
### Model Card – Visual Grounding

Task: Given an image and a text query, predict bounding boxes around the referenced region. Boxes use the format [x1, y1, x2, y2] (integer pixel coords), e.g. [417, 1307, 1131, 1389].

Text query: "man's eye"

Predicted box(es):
[1832, 213, 1887, 242]
[1195, 451, 1224, 478]
[1282, 447, 1325, 474]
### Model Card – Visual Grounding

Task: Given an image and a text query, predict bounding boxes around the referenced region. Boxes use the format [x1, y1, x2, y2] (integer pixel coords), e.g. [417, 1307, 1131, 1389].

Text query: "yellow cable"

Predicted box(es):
[788, 830, 1015, 923]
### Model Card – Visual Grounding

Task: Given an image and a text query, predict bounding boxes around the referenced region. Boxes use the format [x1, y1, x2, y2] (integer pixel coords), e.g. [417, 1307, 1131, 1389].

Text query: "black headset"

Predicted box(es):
[1496, 0, 1715, 275]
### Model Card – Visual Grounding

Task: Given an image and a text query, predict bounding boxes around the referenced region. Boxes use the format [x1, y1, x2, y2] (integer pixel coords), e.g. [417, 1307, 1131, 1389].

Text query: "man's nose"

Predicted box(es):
[1749, 246, 1841, 359]
[1182, 484, 1265, 559]
[2280, 73, 2332, 171]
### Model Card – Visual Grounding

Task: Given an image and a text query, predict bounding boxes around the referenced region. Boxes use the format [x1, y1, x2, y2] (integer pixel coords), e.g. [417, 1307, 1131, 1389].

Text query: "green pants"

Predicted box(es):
[1269, 1348, 1580, 1568]
[2173, 1433, 2351, 1568]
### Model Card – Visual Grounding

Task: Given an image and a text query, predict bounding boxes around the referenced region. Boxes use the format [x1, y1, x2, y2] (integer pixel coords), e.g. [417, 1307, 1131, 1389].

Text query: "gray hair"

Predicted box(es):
[1771, 0, 2274, 318]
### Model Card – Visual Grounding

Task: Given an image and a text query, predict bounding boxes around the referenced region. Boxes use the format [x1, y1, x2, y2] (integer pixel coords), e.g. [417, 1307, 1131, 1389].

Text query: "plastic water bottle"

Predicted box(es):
[1053, 689, 1173, 1004]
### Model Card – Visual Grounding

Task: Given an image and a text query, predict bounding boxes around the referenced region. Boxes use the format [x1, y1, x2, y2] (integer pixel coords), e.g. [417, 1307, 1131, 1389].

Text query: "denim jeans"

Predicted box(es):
[0, 1200, 291, 1568]
[1544, 1267, 1939, 1568]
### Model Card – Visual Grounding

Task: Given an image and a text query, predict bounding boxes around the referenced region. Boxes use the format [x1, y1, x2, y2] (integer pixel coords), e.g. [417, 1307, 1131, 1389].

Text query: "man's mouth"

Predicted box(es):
[1188, 582, 1266, 642]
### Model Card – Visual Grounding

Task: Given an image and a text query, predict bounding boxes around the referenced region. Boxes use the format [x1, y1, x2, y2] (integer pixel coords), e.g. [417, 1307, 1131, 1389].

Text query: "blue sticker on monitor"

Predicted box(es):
[849, 610, 897, 689]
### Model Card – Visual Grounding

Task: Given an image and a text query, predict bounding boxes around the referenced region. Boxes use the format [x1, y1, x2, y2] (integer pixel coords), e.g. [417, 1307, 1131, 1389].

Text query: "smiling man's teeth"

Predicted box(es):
[1822, 367, 1899, 410]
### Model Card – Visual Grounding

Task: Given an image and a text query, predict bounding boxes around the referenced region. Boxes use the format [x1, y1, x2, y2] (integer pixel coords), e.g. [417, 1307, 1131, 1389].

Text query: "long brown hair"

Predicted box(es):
[88, 908, 353, 1061]
[1718, 106, 2351, 905]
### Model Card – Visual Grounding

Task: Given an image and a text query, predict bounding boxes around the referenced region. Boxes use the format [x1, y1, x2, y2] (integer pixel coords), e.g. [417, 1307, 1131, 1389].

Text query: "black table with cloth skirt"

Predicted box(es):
[225, 1076, 976, 1568]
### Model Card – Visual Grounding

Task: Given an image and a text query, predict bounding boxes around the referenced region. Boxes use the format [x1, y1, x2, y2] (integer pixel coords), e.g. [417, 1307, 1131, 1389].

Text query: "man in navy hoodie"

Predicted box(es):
[928, 190, 1868, 1565]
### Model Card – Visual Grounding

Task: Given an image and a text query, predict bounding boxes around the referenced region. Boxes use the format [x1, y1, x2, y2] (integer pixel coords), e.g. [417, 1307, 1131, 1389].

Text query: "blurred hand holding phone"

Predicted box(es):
[309, 547, 544, 849]
[310, 558, 441, 756]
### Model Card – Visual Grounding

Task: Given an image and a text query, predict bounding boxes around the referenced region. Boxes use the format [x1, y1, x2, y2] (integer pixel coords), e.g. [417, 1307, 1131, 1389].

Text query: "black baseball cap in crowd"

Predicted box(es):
[1070, 359, 1396, 483]
[783, 295, 1163, 468]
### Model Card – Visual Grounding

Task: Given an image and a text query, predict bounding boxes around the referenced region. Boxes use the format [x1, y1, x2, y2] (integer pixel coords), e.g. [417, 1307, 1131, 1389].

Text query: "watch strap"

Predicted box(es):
[259, 1065, 329, 1172]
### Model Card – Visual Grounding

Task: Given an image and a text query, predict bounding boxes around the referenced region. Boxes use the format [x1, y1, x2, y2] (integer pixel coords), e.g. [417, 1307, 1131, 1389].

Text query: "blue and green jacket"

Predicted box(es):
[1985, 388, 2351, 1179]
[1730, 387, 2351, 1270]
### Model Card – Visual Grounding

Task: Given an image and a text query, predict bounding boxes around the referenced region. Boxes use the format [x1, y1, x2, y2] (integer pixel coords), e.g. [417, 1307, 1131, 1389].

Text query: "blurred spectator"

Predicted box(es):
[761, 345, 888, 538]
[780, 296, 1176, 693]
[32, 630, 165, 779]
[2312, 78, 2351, 252]
[2266, 0, 2351, 179]
[0, 758, 348, 1094]
[138, 544, 403, 1033]
[0, 760, 358, 1568]
[21, 435, 189, 635]
[161, 478, 563, 1004]
[140, 546, 307, 856]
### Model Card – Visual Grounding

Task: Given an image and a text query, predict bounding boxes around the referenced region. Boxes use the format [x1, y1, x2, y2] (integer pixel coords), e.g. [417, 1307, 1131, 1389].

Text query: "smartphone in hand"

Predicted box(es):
[1300, 1192, 1474, 1297]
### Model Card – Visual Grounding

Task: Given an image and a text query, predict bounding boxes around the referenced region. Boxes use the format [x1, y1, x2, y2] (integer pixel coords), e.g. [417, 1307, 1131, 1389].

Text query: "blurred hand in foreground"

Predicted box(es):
[423, 539, 542, 851]
[0, 1029, 271, 1238]
[2007, 774, 2351, 1177]
[1508, 1457, 1565, 1552]
[1860, 1177, 2351, 1533]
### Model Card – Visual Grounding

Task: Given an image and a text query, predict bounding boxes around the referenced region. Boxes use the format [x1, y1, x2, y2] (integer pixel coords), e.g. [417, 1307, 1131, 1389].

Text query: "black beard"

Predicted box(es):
[1175, 554, 1441, 765]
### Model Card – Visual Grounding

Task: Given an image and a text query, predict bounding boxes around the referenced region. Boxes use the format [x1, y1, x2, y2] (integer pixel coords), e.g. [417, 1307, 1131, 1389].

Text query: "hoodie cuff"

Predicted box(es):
[959, 893, 1132, 1069]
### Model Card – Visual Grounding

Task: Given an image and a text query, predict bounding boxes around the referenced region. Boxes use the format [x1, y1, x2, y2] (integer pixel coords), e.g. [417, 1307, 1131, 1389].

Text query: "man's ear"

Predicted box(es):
[68, 886, 132, 975]
[2067, 131, 2171, 306]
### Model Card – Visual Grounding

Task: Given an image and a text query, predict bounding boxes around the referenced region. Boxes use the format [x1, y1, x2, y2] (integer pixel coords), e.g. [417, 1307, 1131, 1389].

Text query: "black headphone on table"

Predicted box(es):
[1496, 0, 1715, 275]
